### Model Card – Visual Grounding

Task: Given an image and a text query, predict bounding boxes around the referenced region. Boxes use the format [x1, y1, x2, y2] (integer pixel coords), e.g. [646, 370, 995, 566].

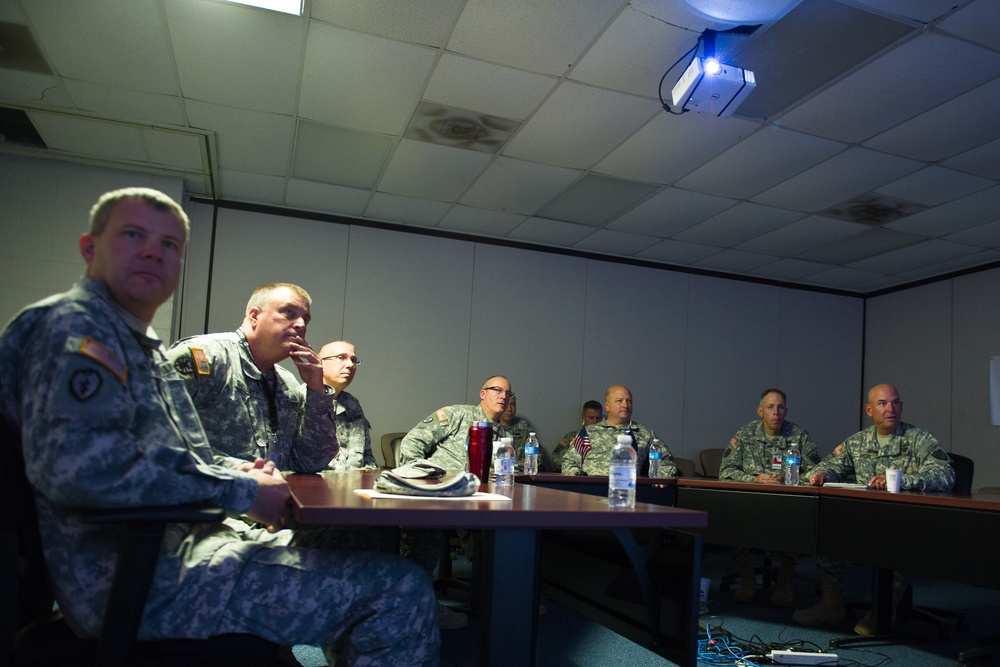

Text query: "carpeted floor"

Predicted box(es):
[293, 546, 1000, 666]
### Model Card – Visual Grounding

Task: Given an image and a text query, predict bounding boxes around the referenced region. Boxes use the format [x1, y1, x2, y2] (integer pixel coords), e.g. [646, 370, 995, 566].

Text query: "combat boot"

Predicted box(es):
[853, 587, 903, 636]
[733, 552, 757, 603]
[770, 554, 796, 608]
[792, 581, 845, 626]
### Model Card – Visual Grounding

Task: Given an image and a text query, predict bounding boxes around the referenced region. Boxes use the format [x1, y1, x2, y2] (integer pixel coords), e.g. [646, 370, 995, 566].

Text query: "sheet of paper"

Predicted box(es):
[354, 489, 512, 501]
[822, 482, 869, 489]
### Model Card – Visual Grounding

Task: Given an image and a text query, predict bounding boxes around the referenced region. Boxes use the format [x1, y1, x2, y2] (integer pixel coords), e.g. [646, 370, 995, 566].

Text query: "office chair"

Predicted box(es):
[699, 448, 725, 479]
[673, 456, 696, 478]
[3, 419, 282, 667]
[380, 432, 407, 468]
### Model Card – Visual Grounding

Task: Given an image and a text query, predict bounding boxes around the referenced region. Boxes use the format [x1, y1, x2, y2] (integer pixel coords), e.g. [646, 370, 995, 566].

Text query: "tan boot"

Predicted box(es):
[733, 552, 757, 603]
[792, 581, 845, 626]
[854, 588, 902, 636]
[770, 555, 796, 608]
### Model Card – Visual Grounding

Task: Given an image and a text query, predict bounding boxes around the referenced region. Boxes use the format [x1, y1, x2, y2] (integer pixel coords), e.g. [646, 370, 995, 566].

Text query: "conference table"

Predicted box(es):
[285, 471, 708, 667]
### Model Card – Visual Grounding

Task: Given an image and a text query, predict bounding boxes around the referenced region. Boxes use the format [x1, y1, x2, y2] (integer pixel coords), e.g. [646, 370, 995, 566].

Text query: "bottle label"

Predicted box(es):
[609, 465, 635, 489]
[525, 445, 538, 455]
[649, 451, 662, 460]
[497, 458, 515, 475]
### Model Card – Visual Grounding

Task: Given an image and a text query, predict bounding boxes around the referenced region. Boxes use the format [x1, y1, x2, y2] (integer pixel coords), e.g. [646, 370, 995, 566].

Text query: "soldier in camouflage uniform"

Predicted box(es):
[398, 375, 512, 469]
[320, 340, 377, 471]
[498, 394, 534, 468]
[720, 389, 821, 607]
[166, 282, 336, 473]
[398, 375, 512, 630]
[793, 383, 955, 635]
[0, 188, 439, 665]
[560, 385, 677, 477]
[551, 400, 602, 473]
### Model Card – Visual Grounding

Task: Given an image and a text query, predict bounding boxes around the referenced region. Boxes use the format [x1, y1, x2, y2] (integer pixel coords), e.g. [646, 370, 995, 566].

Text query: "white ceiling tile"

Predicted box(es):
[849, 0, 962, 23]
[944, 218, 1000, 249]
[299, 22, 436, 133]
[503, 82, 658, 169]
[885, 185, 1000, 237]
[285, 179, 370, 216]
[0, 70, 72, 107]
[634, 238, 721, 265]
[847, 238, 976, 274]
[795, 227, 924, 264]
[165, 0, 304, 115]
[292, 120, 393, 188]
[460, 157, 580, 215]
[507, 217, 596, 246]
[63, 80, 186, 126]
[142, 128, 205, 170]
[606, 186, 738, 237]
[834, 273, 900, 292]
[896, 248, 1000, 280]
[186, 100, 294, 176]
[694, 248, 777, 273]
[752, 147, 923, 212]
[942, 137, 1000, 181]
[446, 0, 626, 76]
[378, 139, 492, 201]
[800, 266, 885, 289]
[536, 175, 658, 226]
[863, 78, 1000, 162]
[423, 54, 557, 121]
[570, 6, 691, 97]
[736, 215, 868, 255]
[779, 33, 1000, 143]
[675, 125, 846, 199]
[219, 169, 285, 204]
[310, 0, 465, 46]
[747, 257, 833, 281]
[364, 192, 450, 226]
[875, 166, 995, 207]
[28, 112, 147, 162]
[22, 0, 179, 94]
[571, 228, 660, 255]
[936, 0, 1000, 50]
[674, 202, 805, 246]
[439, 205, 527, 236]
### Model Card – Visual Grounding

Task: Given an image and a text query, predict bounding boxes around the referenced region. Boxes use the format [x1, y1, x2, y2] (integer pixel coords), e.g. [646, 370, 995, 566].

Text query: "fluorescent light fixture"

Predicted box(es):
[222, 0, 302, 15]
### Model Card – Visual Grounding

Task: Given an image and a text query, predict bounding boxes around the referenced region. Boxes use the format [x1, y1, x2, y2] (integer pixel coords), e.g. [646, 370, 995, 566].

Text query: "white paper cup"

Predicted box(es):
[885, 468, 901, 493]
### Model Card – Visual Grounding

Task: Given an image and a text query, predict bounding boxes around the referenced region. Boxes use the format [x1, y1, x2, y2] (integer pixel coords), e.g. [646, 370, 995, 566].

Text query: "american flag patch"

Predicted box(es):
[79, 336, 127, 383]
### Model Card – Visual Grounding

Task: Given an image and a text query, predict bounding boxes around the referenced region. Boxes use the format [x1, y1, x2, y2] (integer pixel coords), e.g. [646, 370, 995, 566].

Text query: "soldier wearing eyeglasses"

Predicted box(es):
[320, 340, 377, 471]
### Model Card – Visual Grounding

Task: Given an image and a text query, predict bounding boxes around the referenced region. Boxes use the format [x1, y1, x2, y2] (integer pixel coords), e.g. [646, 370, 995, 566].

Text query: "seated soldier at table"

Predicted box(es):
[720, 388, 820, 607]
[561, 385, 677, 477]
[552, 400, 602, 473]
[794, 383, 954, 635]
[498, 393, 536, 468]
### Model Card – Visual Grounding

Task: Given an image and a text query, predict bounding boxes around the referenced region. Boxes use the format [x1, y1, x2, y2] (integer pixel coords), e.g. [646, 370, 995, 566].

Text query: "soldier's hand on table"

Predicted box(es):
[246, 466, 291, 532]
[808, 470, 829, 486]
[754, 473, 783, 484]
[867, 474, 887, 490]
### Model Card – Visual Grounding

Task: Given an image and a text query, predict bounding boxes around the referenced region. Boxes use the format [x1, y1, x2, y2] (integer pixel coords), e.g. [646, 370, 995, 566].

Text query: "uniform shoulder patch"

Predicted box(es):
[833, 443, 846, 456]
[79, 336, 127, 382]
[435, 409, 449, 423]
[173, 347, 211, 377]
[69, 367, 103, 401]
[728, 437, 740, 450]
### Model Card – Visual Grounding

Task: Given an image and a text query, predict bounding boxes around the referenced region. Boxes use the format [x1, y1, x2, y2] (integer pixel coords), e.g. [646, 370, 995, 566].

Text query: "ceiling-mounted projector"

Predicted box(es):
[671, 57, 755, 117]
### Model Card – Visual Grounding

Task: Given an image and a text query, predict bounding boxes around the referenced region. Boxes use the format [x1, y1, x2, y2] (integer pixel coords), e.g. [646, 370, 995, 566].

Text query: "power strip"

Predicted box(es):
[769, 650, 838, 665]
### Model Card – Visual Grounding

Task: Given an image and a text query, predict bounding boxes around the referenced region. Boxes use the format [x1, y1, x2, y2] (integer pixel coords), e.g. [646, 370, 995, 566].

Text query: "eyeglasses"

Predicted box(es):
[320, 353, 361, 365]
[483, 386, 513, 397]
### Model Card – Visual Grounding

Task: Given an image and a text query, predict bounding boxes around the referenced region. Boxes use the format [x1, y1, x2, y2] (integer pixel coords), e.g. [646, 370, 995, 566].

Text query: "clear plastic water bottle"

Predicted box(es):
[648, 438, 666, 478]
[523, 432, 539, 475]
[608, 434, 637, 509]
[784, 442, 801, 486]
[495, 437, 515, 487]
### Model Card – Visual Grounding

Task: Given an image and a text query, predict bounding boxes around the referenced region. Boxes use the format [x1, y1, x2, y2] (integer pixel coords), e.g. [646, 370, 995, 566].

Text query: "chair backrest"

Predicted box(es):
[699, 448, 725, 478]
[673, 457, 696, 478]
[380, 432, 406, 468]
[948, 453, 974, 496]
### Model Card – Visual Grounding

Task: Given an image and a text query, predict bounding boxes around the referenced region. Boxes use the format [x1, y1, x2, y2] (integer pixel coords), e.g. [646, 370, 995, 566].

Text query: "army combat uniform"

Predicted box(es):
[166, 330, 336, 472]
[720, 420, 821, 482]
[551, 428, 580, 473]
[327, 390, 378, 471]
[501, 415, 531, 466]
[0, 278, 439, 664]
[398, 403, 508, 469]
[560, 419, 677, 477]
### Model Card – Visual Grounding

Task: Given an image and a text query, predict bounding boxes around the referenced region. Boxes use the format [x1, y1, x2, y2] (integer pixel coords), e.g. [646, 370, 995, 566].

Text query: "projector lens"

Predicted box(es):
[704, 58, 722, 75]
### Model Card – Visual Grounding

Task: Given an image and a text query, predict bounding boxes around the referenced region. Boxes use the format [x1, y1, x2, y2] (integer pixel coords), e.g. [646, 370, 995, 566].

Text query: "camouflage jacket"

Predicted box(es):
[501, 415, 533, 465]
[0, 278, 260, 637]
[720, 420, 820, 483]
[560, 419, 677, 477]
[399, 403, 508, 470]
[166, 330, 337, 472]
[551, 428, 580, 473]
[816, 422, 955, 491]
[326, 389, 377, 471]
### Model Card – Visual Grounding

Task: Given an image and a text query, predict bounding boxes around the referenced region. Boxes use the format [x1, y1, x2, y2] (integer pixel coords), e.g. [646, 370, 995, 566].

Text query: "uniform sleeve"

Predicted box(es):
[798, 430, 821, 476]
[399, 411, 448, 465]
[815, 442, 853, 483]
[561, 444, 583, 475]
[285, 385, 339, 472]
[905, 431, 955, 492]
[19, 314, 257, 515]
[360, 416, 378, 470]
[719, 436, 755, 482]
